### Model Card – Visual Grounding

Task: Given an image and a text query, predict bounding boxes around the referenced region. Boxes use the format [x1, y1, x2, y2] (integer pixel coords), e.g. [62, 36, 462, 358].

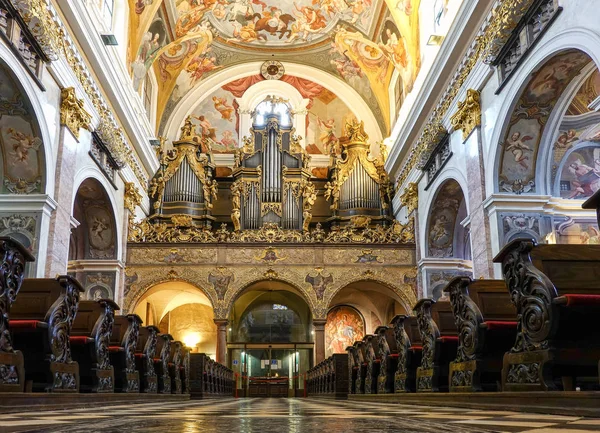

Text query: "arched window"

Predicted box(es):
[252, 96, 291, 127]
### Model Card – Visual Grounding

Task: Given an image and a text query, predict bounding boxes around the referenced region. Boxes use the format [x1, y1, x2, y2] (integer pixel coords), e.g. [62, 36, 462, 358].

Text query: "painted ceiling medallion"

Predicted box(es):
[261, 60, 285, 80]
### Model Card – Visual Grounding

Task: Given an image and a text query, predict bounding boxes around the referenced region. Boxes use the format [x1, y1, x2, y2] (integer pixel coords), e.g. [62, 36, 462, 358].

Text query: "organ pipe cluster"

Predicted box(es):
[231, 97, 314, 231]
[325, 120, 395, 227]
[146, 116, 217, 229]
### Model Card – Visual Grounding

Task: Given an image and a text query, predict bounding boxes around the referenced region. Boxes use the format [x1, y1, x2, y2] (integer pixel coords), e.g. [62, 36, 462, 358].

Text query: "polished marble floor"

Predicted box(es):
[2, 398, 599, 433]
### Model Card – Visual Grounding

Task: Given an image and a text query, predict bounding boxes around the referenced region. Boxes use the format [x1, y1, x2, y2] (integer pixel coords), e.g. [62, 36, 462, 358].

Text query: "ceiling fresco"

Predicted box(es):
[128, 0, 428, 138]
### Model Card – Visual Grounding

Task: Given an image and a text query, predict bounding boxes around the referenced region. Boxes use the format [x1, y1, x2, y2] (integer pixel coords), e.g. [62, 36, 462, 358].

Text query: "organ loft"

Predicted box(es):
[2, 0, 600, 429]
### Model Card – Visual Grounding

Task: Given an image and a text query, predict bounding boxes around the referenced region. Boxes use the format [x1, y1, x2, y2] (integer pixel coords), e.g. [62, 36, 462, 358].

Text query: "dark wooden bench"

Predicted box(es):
[346, 344, 360, 394]
[306, 354, 348, 399]
[494, 238, 600, 391]
[10, 276, 83, 392]
[391, 314, 422, 393]
[169, 340, 183, 394]
[181, 346, 191, 394]
[353, 340, 367, 394]
[445, 277, 517, 392]
[414, 299, 458, 392]
[189, 353, 233, 398]
[70, 299, 120, 393]
[0, 237, 35, 392]
[363, 334, 380, 394]
[154, 333, 173, 394]
[582, 189, 600, 227]
[109, 314, 142, 393]
[375, 325, 397, 394]
[135, 325, 159, 393]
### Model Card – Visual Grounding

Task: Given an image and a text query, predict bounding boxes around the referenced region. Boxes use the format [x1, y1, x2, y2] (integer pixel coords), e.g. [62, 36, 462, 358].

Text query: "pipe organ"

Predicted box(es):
[231, 97, 315, 231]
[141, 105, 396, 237]
[147, 117, 217, 228]
[325, 120, 394, 227]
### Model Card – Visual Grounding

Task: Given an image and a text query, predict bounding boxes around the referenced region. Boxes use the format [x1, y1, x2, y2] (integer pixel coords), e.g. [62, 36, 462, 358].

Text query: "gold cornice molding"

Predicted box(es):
[395, 0, 537, 188]
[10, 0, 148, 185]
[60, 87, 91, 139]
[450, 89, 481, 140]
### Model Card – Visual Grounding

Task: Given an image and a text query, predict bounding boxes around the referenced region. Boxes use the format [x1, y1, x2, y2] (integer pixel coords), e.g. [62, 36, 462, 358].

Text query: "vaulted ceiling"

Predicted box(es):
[128, 0, 426, 139]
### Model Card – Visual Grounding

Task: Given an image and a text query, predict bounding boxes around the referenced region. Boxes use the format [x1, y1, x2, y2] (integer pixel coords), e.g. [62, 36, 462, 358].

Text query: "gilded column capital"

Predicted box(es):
[60, 87, 91, 139]
[400, 182, 418, 215]
[450, 89, 481, 140]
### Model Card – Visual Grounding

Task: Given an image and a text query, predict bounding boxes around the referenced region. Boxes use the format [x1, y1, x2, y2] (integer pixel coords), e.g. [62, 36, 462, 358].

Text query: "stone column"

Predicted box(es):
[313, 319, 326, 364]
[45, 126, 81, 276]
[463, 128, 494, 278]
[214, 319, 228, 364]
[45, 88, 92, 277]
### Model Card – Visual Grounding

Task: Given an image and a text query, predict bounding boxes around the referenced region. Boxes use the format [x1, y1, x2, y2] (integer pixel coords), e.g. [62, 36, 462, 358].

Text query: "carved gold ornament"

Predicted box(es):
[400, 182, 418, 215]
[450, 89, 481, 140]
[60, 87, 91, 139]
[129, 217, 415, 245]
[124, 182, 142, 214]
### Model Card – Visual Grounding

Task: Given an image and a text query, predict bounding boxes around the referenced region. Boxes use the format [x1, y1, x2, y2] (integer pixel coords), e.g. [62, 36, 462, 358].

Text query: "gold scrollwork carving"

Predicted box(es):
[450, 89, 481, 140]
[400, 182, 418, 216]
[60, 87, 91, 139]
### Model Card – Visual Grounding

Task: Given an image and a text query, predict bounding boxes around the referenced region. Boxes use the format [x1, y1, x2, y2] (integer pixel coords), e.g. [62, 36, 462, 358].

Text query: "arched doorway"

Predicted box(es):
[132, 281, 217, 357]
[227, 280, 314, 397]
[326, 280, 408, 357]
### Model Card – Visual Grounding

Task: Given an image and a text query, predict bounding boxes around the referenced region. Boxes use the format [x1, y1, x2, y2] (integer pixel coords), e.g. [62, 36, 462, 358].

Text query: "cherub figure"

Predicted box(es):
[7, 128, 41, 163]
[91, 216, 109, 241]
[505, 132, 533, 169]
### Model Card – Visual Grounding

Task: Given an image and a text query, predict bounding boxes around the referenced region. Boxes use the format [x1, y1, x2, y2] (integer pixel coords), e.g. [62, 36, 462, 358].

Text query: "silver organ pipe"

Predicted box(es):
[339, 163, 381, 210]
[163, 161, 203, 204]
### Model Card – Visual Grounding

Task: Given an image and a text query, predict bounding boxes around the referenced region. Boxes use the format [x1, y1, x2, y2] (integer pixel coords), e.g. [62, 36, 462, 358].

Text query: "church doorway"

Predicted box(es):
[227, 281, 313, 397]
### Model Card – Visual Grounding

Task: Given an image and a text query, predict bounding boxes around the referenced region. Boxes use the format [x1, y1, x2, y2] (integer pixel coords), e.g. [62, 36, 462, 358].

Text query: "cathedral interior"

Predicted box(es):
[2, 0, 600, 431]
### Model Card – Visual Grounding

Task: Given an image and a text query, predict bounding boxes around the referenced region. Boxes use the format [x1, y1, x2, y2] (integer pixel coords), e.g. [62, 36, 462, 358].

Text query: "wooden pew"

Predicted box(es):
[181, 346, 191, 394]
[363, 334, 380, 394]
[70, 299, 120, 393]
[346, 345, 359, 394]
[154, 333, 173, 394]
[306, 354, 348, 398]
[109, 314, 142, 393]
[582, 188, 600, 227]
[189, 353, 233, 398]
[169, 340, 183, 394]
[10, 276, 83, 392]
[375, 325, 397, 394]
[445, 277, 517, 392]
[353, 340, 367, 394]
[135, 325, 159, 393]
[414, 299, 458, 392]
[0, 237, 35, 392]
[391, 315, 422, 393]
[494, 238, 600, 391]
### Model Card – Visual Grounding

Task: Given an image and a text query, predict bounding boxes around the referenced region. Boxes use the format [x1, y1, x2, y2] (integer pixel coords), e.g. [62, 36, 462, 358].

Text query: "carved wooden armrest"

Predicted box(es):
[445, 277, 484, 363]
[413, 299, 440, 371]
[494, 238, 558, 352]
[122, 314, 142, 374]
[44, 276, 84, 364]
[91, 299, 120, 371]
[0, 237, 35, 354]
